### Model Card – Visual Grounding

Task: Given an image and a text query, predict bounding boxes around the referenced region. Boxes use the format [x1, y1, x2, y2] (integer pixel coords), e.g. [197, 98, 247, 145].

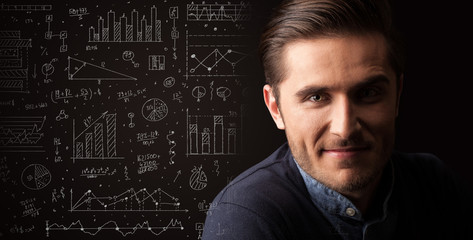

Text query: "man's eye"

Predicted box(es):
[309, 94, 325, 102]
[360, 88, 379, 98]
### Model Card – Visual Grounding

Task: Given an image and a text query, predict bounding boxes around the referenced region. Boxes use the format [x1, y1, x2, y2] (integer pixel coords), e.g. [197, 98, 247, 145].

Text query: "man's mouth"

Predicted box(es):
[321, 146, 371, 158]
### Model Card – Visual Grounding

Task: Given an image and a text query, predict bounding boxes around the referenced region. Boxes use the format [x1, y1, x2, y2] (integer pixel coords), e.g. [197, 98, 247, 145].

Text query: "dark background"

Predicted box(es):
[248, 0, 473, 185]
[0, 1, 471, 239]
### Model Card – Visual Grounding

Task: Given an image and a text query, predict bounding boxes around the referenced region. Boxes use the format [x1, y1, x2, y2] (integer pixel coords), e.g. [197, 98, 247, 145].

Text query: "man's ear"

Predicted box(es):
[395, 74, 403, 117]
[263, 84, 285, 130]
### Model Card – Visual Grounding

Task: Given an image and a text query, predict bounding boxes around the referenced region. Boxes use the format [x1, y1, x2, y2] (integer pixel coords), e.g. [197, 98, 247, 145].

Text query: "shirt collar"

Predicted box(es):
[293, 157, 394, 222]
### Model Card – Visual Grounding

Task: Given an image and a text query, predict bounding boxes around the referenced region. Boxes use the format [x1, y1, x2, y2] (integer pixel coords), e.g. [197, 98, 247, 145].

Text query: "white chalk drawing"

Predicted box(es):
[44, 15, 68, 52]
[187, 2, 251, 22]
[163, 76, 175, 88]
[185, 31, 251, 79]
[122, 50, 139, 67]
[167, 130, 177, 164]
[0, 30, 32, 93]
[50, 88, 100, 104]
[169, 6, 179, 52]
[216, 86, 231, 101]
[173, 170, 181, 183]
[41, 58, 58, 83]
[72, 111, 124, 162]
[186, 109, 241, 156]
[128, 112, 135, 128]
[214, 160, 220, 176]
[149, 55, 165, 70]
[89, 6, 162, 43]
[21, 164, 51, 190]
[68, 7, 89, 19]
[45, 219, 183, 237]
[0, 4, 52, 11]
[55, 109, 69, 121]
[189, 165, 207, 190]
[0, 116, 46, 152]
[69, 188, 187, 212]
[141, 98, 168, 122]
[67, 56, 137, 81]
[192, 86, 206, 102]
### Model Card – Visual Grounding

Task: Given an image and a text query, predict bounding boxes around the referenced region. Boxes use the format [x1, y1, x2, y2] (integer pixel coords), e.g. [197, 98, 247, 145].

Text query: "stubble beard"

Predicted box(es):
[287, 136, 391, 195]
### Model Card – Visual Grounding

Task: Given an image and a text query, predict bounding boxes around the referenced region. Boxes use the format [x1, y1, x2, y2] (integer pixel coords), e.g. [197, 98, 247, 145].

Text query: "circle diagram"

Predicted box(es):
[21, 164, 51, 190]
[216, 87, 231, 101]
[192, 86, 206, 102]
[189, 165, 207, 191]
[41, 63, 55, 76]
[141, 98, 168, 122]
[163, 76, 175, 88]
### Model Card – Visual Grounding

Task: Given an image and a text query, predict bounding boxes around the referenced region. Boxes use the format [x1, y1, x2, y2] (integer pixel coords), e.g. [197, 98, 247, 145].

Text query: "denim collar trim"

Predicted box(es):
[293, 156, 394, 222]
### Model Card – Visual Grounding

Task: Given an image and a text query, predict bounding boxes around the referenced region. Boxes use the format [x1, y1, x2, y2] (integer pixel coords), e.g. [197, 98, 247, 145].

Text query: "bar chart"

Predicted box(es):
[88, 6, 162, 43]
[186, 109, 240, 156]
[72, 112, 123, 161]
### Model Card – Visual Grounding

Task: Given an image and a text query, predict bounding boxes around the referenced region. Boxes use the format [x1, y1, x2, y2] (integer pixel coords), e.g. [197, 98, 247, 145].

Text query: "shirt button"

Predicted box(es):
[346, 207, 356, 216]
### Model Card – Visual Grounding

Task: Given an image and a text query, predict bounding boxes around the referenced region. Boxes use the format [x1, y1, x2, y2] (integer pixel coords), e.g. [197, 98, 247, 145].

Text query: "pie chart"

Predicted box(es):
[216, 87, 231, 101]
[141, 98, 168, 122]
[192, 86, 206, 102]
[21, 164, 51, 190]
[189, 165, 207, 190]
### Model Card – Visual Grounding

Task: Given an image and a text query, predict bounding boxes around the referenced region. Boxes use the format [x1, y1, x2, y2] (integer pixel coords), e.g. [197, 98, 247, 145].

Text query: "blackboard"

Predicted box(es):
[0, 1, 282, 239]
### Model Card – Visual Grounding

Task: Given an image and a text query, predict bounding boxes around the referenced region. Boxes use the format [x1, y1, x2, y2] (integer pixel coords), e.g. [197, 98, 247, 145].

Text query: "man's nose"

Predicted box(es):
[329, 97, 361, 139]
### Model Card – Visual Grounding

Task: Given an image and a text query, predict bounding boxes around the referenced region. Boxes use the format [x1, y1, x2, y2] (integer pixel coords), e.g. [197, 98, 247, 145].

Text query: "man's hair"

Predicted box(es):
[259, 0, 405, 103]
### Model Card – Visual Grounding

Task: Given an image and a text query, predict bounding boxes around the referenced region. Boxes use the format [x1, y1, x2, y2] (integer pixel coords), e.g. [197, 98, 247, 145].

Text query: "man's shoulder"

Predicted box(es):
[391, 151, 446, 180]
[213, 143, 304, 207]
[391, 150, 472, 202]
[203, 143, 333, 239]
[391, 152, 473, 238]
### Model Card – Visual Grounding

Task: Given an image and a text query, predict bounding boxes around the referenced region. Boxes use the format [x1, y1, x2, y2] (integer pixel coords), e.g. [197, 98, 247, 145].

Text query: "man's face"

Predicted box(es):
[264, 33, 401, 195]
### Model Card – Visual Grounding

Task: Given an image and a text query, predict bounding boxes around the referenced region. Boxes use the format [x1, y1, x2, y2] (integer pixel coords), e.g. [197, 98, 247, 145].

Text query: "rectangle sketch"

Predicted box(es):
[0, 4, 52, 11]
[0, 31, 32, 93]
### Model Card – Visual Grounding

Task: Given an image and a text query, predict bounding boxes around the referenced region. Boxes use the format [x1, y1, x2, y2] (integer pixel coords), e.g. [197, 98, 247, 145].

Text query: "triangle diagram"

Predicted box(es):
[68, 57, 137, 81]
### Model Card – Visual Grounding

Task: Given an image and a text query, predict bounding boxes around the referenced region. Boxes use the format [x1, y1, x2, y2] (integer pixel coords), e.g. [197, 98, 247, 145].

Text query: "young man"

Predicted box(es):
[202, 0, 472, 239]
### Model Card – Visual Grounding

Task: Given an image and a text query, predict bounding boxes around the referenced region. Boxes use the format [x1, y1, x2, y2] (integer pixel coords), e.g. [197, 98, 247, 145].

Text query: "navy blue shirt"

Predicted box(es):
[202, 143, 472, 240]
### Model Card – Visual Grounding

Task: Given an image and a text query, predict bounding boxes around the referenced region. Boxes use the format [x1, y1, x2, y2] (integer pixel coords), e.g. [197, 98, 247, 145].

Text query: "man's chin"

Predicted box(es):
[326, 167, 380, 193]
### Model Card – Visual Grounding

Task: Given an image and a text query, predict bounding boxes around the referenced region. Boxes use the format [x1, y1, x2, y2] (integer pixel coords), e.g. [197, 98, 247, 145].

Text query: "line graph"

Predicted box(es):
[185, 31, 251, 79]
[45, 219, 184, 237]
[0, 116, 46, 152]
[190, 48, 248, 74]
[187, 2, 250, 22]
[69, 188, 188, 212]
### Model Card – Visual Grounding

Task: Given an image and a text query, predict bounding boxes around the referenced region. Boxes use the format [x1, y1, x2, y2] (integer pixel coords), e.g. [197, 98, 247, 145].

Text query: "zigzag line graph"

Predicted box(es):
[185, 32, 252, 79]
[45, 219, 184, 237]
[187, 2, 251, 22]
[0, 116, 46, 152]
[166, 130, 177, 164]
[190, 48, 248, 74]
[69, 188, 188, 212]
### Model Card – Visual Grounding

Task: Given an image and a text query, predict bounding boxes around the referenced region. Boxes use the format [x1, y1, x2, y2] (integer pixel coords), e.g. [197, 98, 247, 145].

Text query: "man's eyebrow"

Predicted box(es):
[294, 74, 390, 98]
[353, 74, 390, 89]
[295, 85, 329, 99]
